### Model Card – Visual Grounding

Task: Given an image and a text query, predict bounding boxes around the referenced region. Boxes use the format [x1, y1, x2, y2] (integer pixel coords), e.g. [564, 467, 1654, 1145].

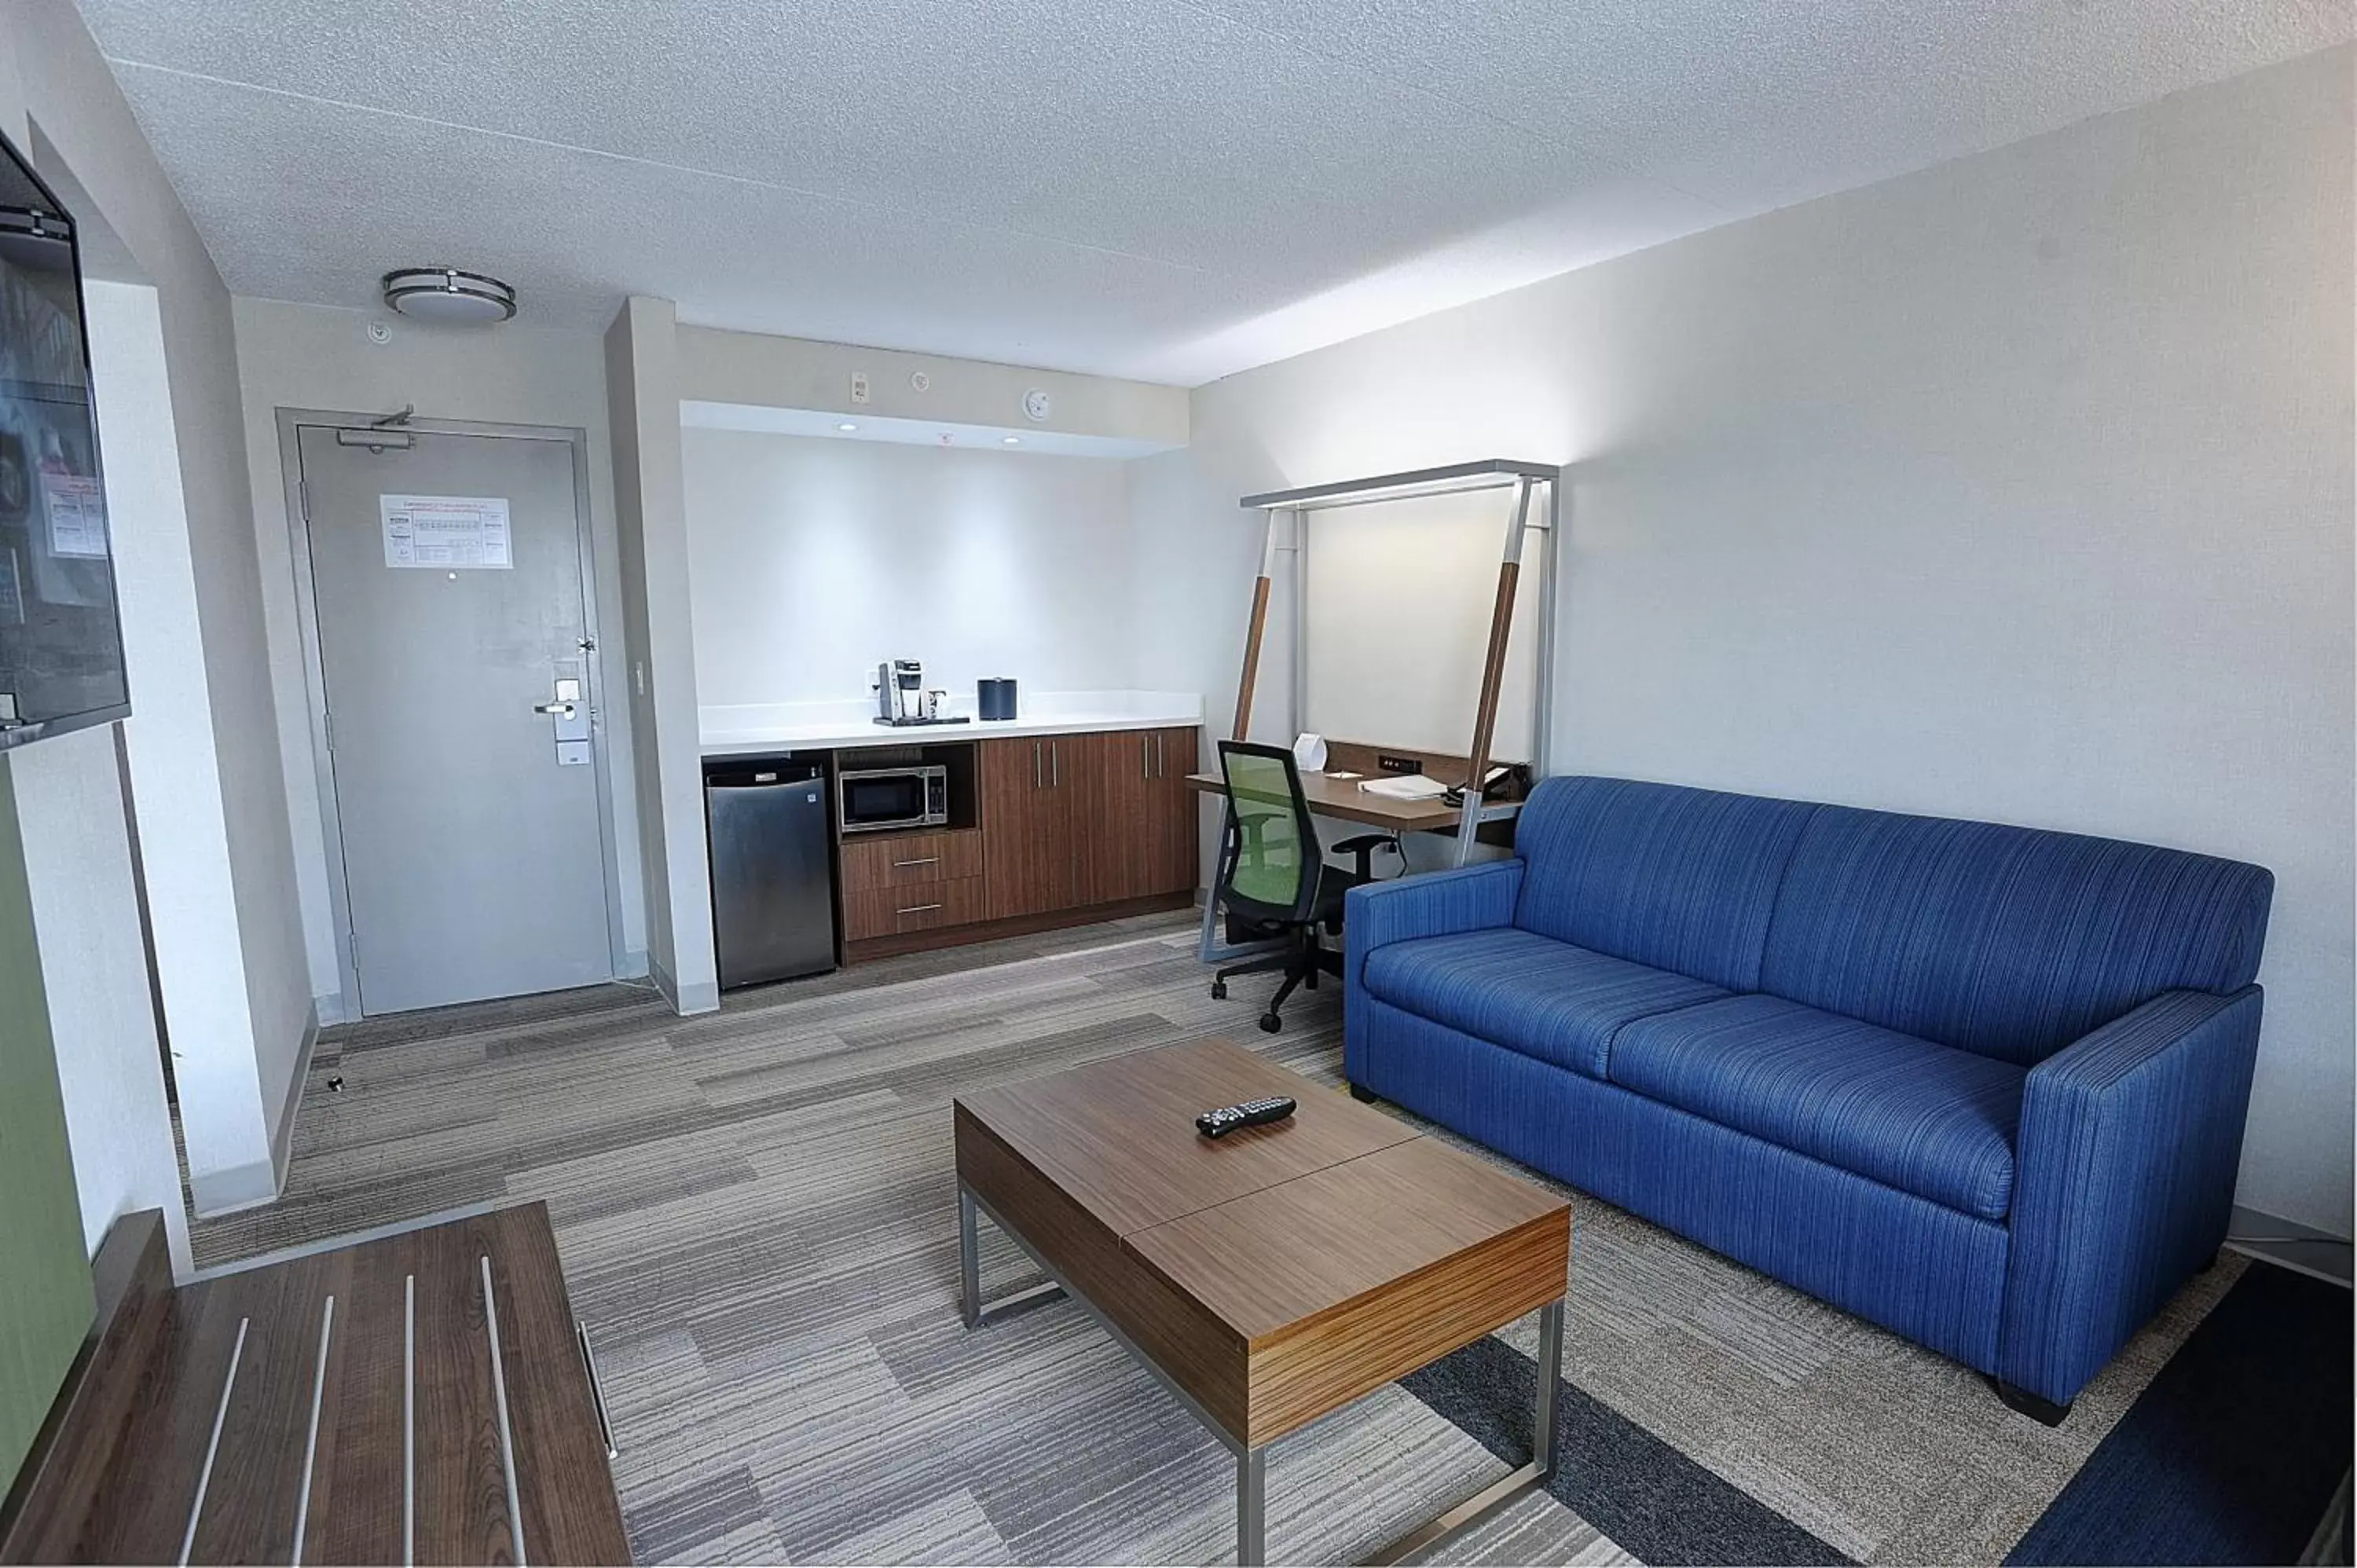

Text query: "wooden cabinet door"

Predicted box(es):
[1149, 726, 1203, 895]
[1084, 728, 1158, 906]
[982, 734, 1087, 919]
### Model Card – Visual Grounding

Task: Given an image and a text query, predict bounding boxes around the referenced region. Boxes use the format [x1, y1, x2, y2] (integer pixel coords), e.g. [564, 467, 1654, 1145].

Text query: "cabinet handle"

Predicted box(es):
[898, 903, 944, 917]
[1157, 733, 1167, 778]
[1142, 735, 1151, 779]
[1052, 740, 1060, 787]
[893, 855, 940, 868]
[1033, 741, 1042, 789]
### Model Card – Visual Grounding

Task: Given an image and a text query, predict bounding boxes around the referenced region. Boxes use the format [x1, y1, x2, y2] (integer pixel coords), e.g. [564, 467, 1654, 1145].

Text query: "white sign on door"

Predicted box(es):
[43, 472, 108, 559]
[380, 493, 513, 570]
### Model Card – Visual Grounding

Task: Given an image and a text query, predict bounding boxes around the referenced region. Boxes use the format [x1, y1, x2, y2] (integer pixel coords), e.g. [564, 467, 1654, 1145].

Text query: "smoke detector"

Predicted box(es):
[380, 267, 517, 324]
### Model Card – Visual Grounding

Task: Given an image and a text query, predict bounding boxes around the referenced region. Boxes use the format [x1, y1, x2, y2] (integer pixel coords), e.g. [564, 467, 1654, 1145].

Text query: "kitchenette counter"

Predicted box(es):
[699, 689, 1206, 757]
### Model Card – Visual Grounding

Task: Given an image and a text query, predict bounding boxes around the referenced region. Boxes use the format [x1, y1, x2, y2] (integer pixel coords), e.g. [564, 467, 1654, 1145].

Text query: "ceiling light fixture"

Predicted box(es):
[379, 266, 517, 324]
[837, 422, 859, 432]
[1002, 435, 1021, 445]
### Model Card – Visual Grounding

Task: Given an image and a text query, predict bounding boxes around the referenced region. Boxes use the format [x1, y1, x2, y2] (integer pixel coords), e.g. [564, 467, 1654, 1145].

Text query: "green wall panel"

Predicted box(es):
[0, 753, 94, 1489]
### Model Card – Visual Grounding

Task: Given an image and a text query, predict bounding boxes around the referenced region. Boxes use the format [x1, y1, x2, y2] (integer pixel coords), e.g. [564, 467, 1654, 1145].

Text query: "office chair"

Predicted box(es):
[1208, 740, 1399, 1032]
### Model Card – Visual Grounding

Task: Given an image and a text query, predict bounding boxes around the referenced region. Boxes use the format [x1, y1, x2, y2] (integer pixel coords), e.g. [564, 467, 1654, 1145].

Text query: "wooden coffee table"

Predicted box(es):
[953, 1038, 1571, 1566]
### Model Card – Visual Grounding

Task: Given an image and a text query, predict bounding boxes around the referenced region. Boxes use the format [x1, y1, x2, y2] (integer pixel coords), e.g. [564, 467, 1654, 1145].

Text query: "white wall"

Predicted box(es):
[1134, 48, 2355, 1233]
[229, 297, 648, 1003]
[11, 5, 313, 1164]
[0, 1, 312, 1219]
[684, 430, 1136, 709]
[7, 726, 190, 1276]
[606, 299, 716, 1013]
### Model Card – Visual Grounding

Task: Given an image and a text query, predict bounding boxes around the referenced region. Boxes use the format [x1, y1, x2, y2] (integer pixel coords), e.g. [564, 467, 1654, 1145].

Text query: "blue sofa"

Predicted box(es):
[1342, 776, 2273, 1418]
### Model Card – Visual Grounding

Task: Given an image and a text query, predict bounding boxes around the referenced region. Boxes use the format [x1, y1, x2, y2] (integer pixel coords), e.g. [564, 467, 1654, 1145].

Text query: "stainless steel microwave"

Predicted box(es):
[838, 764, 949, 833]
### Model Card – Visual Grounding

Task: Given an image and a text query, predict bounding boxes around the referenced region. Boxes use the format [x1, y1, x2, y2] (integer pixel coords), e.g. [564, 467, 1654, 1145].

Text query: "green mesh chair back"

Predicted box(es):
[1216, 741, 1319, 924]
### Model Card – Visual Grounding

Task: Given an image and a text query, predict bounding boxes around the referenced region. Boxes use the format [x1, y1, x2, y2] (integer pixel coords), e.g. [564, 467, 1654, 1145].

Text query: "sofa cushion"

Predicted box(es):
[1610, 994, 2026, 1220]
[1361, 928, 1727, 1079]
[1511, 777, 1816, 992]
[1760, 805, 2275, 1066]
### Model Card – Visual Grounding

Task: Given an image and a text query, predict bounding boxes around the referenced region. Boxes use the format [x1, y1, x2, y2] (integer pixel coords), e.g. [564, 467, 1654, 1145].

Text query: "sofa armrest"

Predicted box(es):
[1341, 860, 1523, 1083]
[1999, 986, 2263, 1405]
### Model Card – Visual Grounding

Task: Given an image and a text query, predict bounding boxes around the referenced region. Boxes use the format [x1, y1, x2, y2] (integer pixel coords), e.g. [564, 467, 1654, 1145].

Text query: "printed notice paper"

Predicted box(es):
[43, 472, 108, 559]
[380, 493, 512, 570]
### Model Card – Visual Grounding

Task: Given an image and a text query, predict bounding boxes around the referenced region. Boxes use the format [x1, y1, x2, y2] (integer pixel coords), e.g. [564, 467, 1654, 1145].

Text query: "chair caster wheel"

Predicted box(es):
[1259, 1013, 1282, 1034]
[1211, 980, 1227, 999]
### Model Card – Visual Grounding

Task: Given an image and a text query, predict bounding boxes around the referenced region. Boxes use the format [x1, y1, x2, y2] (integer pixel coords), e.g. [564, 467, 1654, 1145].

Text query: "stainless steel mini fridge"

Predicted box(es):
[705, 759, 838, 987]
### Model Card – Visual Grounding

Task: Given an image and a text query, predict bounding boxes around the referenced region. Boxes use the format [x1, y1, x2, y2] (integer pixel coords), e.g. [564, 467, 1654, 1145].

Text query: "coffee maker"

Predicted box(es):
[874, 659, 923, 724]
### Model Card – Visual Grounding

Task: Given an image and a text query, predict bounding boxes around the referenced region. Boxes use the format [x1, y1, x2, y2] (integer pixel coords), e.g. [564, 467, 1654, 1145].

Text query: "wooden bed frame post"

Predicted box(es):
[1453, 478, 1536, 862]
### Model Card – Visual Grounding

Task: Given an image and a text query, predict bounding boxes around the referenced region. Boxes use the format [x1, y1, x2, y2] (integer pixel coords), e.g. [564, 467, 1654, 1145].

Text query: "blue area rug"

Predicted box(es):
[2005, 1261, 2350, 1566]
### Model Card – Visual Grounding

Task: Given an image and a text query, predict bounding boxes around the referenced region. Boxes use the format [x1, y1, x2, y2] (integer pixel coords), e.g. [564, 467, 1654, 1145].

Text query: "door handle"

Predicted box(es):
[534, 701, 577, 719]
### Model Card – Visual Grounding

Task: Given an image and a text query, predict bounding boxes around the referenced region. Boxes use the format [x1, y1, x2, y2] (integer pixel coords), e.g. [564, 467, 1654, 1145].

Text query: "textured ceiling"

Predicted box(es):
[69, 1, 2350, 384]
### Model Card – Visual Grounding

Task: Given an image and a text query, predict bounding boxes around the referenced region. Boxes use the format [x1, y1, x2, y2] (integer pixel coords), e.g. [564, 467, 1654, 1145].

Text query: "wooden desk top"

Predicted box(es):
[953, 1039, 1570, 1445]
[1186, 768, 1470, 832]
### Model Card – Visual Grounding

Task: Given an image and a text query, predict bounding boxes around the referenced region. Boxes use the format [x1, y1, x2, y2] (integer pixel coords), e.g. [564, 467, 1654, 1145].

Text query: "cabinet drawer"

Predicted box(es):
[841, 829, 984, 892]
[844, 876, 987, 941]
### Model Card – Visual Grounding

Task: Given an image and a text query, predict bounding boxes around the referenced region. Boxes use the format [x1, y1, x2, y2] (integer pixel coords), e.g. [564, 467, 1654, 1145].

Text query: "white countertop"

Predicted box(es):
[699, 689, 1205, 757]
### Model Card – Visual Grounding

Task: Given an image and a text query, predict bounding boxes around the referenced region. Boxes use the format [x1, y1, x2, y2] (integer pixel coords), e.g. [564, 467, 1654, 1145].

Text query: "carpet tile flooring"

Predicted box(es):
[190, 911, 2253, 1565]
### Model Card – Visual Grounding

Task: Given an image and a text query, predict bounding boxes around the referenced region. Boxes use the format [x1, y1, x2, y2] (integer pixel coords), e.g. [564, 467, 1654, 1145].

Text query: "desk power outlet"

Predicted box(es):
[1376, 754, 1424, 775]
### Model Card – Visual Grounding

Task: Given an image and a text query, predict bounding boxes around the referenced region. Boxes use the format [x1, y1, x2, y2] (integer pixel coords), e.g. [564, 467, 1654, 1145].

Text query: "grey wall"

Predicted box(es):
[1134, 48, 2355, 1233]
[229, 296, 648, 1006]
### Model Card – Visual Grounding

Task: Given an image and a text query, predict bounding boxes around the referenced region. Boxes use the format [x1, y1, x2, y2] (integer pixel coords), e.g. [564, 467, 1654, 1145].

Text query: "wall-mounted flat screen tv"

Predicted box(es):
[0, 127, 126, 753]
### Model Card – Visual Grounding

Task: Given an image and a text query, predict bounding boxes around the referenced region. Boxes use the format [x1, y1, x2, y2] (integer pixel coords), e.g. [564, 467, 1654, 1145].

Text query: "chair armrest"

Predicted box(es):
[1999, 986, 2264, 1405]
[1331, 832, 1398, 882]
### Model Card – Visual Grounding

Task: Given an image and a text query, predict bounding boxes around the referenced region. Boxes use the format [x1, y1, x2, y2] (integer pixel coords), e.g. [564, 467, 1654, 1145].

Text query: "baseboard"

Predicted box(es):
[674, 977, 721, 1016]
[267, 1002, 324, 1194]
[2226, 1203, 2353, 1287]
[647, 952, 679, 1009]
[311, 990, 352, 1028]
[619, 947, 650, 980]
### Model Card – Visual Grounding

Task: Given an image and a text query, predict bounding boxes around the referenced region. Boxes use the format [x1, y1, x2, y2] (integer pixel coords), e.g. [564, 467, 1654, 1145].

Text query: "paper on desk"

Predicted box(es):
[1358, 774, 1449, 800]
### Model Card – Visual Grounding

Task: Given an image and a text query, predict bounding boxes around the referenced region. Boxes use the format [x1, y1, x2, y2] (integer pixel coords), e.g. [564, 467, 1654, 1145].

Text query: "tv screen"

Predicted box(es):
[0, 129, 126, 752]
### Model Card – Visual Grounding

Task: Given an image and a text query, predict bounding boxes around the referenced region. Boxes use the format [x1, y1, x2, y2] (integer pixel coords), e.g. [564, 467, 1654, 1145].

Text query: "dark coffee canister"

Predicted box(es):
[978, 678, 1018, 720]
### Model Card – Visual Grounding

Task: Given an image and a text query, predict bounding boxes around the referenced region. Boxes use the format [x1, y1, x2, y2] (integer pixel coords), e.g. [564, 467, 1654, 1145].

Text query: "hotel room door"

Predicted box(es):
[293, 420, 615, 1016]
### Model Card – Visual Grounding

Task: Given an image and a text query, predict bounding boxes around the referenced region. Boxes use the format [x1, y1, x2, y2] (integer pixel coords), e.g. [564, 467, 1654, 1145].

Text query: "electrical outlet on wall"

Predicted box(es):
[850, 372, 871, 405]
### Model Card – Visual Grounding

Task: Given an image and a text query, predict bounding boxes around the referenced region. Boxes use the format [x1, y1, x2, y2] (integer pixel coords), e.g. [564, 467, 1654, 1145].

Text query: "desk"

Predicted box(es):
[1189, 748, 1527, 964]
[1185, 768, 1470, 834]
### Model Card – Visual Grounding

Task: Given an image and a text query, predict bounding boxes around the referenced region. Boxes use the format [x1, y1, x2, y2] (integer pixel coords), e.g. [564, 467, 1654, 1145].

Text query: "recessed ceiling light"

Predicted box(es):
[1002, 435, 1021, 445]
[837, 422, 858, 432]
[380, 266, 516, 324]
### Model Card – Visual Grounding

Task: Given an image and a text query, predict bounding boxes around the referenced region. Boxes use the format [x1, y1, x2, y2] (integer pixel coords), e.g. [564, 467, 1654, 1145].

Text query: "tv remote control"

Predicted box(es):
[1196, 1096, 1297, 1139]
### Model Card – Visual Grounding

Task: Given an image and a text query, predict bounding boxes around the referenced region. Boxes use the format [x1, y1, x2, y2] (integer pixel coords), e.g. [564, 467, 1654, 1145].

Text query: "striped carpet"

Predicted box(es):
[190, 912, 2251, 1565]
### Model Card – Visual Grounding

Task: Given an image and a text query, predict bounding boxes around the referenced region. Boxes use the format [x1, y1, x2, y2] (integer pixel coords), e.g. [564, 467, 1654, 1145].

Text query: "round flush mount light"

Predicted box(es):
[1001, 435, 1021, 445]
[836, 422, 859, 432]
[380, 267, 517, 324]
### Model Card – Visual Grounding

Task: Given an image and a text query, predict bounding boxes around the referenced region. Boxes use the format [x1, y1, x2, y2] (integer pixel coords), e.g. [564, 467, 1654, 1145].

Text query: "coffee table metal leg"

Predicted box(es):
[1238, 1447, 1267, 1566]
[1534, 1298, 1563, 1478]
[958, 1184, 1066, 1328]
[1361, 1295, 1567, 1566]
